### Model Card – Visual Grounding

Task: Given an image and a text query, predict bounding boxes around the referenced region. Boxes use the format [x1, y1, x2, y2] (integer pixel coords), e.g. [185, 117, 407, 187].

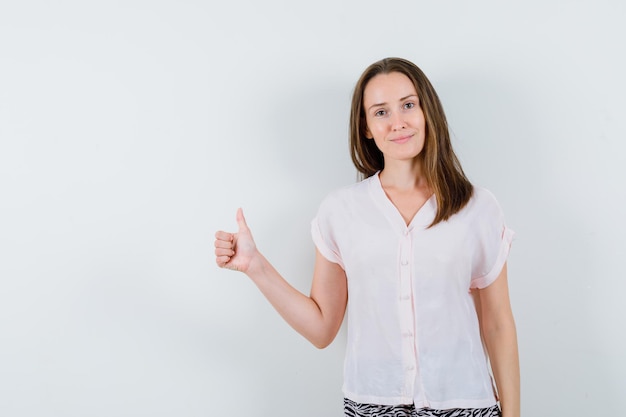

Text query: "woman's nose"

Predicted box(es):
[391, 112, 407, 130]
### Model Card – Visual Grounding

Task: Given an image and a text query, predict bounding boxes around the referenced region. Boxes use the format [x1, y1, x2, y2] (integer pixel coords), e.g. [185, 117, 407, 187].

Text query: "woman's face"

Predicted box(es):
[362, 72, 426, 165]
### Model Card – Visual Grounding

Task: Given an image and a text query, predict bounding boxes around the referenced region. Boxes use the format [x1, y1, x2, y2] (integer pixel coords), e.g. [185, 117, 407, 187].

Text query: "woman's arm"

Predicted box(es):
[214, 208, 347, 348]
[474, 263, 520, 417]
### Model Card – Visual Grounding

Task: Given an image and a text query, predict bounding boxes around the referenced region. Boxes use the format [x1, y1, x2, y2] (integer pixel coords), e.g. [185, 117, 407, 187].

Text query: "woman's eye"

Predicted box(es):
[374, 109, 386, 117]
[404, 102, 415, 109]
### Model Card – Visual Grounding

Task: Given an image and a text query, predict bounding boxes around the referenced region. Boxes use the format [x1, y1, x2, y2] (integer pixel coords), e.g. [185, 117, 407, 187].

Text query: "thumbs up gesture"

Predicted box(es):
[214, 208, 258, 273]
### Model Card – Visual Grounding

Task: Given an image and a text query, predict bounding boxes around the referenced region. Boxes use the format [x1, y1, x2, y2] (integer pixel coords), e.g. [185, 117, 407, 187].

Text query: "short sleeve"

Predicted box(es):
[311, 194, 345, 269]
[469, 189, 515, 289]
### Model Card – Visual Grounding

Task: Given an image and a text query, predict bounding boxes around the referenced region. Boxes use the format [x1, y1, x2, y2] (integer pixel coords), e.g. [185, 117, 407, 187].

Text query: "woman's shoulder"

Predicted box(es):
[465, 185, 505, 218]
[320, 176, 373, 203]
[315, 176, 373, 216]
[470, 185, 499, 204]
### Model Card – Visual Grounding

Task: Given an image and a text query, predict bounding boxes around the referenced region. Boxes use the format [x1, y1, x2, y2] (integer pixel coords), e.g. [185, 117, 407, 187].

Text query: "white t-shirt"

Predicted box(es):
[311, 173, 514, 410]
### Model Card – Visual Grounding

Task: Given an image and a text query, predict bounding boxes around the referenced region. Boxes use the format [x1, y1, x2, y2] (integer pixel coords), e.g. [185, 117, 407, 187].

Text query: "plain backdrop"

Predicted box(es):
[1, 1, 624, 416]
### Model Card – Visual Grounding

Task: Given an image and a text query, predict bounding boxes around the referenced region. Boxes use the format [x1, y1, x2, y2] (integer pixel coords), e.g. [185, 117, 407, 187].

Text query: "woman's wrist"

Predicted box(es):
[244, 251, 268, 279]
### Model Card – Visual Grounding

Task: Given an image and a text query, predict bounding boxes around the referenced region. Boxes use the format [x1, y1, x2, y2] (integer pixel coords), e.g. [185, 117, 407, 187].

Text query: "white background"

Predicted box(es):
[1, 1, 624, 416]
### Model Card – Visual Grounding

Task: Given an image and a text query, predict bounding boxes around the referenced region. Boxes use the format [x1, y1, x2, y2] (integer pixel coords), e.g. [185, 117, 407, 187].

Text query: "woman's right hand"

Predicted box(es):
[214, 208, 348, 348]
[214, 208, 258, 274]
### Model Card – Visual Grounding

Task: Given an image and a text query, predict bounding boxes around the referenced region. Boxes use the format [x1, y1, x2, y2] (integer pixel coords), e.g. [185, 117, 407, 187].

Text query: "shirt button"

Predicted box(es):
[403, 332, 413, 338]
[406, 365, 415, 371]
[401, 259, 408, 266]
[400, 295, 410, 301]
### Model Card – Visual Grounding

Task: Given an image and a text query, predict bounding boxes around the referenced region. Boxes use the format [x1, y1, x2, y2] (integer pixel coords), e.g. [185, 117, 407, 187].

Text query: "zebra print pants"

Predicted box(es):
[344, 398, 501, 417]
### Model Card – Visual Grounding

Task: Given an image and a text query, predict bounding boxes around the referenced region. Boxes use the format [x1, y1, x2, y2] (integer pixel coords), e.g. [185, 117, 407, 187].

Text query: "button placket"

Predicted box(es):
[398, 231, 415, 391]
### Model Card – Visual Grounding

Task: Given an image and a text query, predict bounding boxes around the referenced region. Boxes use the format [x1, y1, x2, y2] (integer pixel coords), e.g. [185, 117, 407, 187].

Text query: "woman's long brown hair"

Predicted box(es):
[349, 57, 473, 227]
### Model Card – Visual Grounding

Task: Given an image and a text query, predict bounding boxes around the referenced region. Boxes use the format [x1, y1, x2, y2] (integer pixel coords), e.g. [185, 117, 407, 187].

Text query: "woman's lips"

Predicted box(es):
[389, 133, 413, 144]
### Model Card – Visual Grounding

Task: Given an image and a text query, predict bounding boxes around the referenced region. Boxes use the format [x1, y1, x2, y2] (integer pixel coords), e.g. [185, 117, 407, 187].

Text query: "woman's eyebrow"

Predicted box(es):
[367, 94, 418, 112]
[400, 94, 418, 101]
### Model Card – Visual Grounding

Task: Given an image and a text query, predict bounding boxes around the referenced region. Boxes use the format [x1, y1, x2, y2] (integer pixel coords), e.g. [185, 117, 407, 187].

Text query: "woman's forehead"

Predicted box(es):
[363, 72, 418, 106]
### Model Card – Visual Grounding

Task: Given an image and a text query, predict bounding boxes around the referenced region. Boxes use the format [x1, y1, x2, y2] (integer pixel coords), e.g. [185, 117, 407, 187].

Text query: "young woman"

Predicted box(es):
[214, 57, 520, 417]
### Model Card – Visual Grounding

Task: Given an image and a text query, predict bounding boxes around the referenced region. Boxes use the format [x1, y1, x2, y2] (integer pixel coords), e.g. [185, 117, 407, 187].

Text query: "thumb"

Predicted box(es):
[236, 208, 249, 232]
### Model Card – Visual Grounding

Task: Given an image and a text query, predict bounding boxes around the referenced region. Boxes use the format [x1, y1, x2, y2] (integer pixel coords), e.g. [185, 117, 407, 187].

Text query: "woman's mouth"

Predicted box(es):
[390, 134, 413, 144]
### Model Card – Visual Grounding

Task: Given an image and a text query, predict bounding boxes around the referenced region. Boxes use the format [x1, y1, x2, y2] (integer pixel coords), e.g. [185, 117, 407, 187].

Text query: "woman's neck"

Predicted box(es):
[379, 158, 428, 192]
